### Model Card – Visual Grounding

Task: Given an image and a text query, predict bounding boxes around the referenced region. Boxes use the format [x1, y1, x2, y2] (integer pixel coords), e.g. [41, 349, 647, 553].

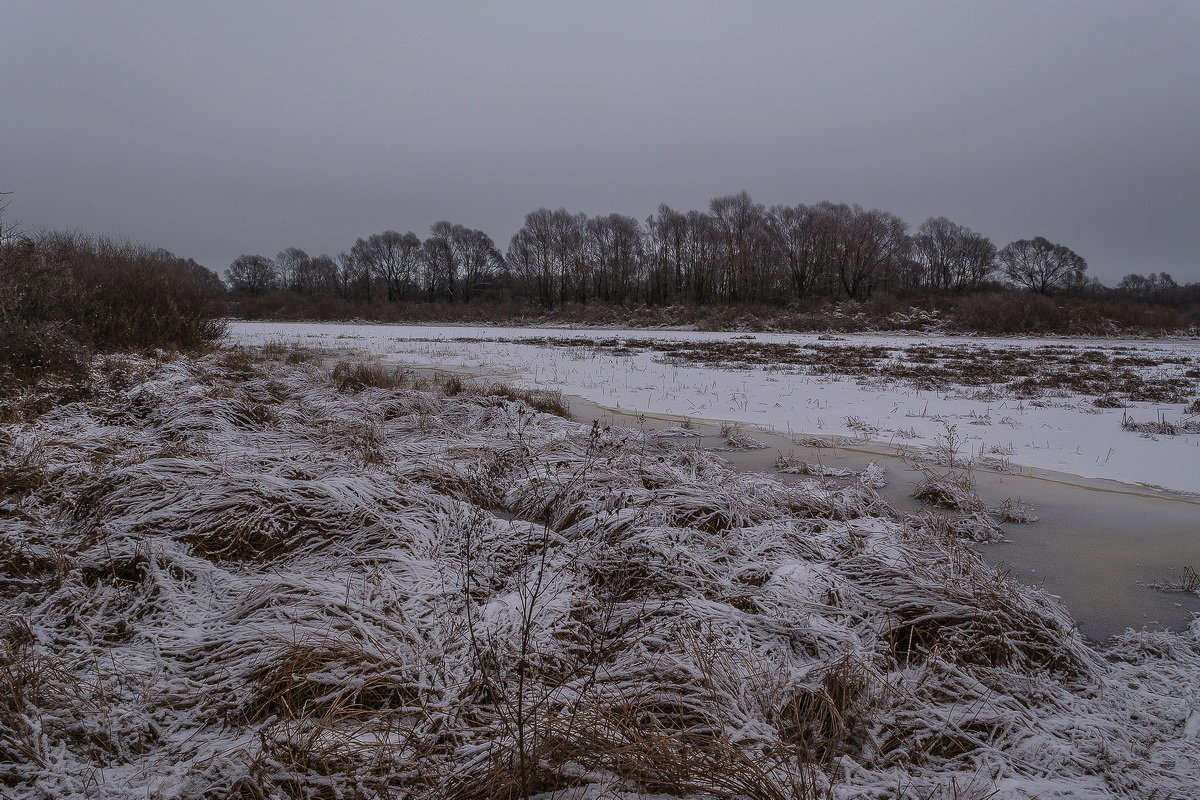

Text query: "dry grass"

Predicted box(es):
[995, 497, 1037, 524]
[0, 645, 76, 770]
[241, 639, 417, 723]
[0, 535, 68, 598]
[219, 346, 260, 378]
[913, 470, 986, 514]
[0, 434, 49, 498]
[483, 381, 570, 417]
[515, 336, 1199, 404]
[439, 703, 836, 800]
[774, 451, 854, 479]
[877, 552, 1090, 677]
[773, 655, 873, 765]
[1149, 565, 1200, 594]
[1121, 410, 1200, 436]
[721, 422, 767, 449]
[257, 339, 323, 364]
[330, 359, 410, 392]
[328, 358, 570, 417]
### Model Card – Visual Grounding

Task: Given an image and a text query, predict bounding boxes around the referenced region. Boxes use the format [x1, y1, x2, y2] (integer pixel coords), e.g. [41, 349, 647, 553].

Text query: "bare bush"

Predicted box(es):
[0, 231, 224, 386]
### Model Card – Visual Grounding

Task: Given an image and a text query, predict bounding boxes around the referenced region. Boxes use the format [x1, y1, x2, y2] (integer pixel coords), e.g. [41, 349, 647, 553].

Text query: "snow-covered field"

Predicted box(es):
[3, 350, 1199, 798]
[231, 322, 1200, 495]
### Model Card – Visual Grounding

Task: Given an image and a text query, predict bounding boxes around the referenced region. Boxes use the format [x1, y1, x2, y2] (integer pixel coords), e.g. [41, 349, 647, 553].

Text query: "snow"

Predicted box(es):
[229, 322, 1200, 495]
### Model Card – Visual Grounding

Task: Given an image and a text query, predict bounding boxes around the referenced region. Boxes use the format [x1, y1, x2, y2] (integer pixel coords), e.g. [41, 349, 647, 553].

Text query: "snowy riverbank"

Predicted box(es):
[230, 322, 1200, 495]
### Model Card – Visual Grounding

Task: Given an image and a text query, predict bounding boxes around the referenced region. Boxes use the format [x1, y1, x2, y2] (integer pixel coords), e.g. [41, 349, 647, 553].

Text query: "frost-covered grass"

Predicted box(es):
[1, 349, 1199, 799]
[1151, 567, 1200, 596]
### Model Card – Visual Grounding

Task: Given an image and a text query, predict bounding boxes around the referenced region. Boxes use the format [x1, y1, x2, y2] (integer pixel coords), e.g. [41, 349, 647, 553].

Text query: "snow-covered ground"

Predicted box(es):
[229, 322, 1200, 494]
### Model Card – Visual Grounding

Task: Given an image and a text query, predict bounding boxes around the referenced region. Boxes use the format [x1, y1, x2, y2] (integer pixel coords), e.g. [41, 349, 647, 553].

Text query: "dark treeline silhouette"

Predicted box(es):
[1114, 271, 1200, 307]
[228, 222, 504, 305]
[228, 192, 1059, 306]
[226, 191, 1200, 333]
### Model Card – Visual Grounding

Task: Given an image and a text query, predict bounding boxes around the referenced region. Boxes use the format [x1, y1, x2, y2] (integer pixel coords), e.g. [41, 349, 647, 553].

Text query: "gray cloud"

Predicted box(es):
[3, 0, 1198, 282]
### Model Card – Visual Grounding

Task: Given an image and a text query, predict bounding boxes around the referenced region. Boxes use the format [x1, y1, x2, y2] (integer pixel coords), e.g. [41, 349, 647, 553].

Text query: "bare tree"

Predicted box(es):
[1117, 271, 1179, 303]
[226, 254, 278, 295]
[153, 250, 226, 297]
[444, 224, 503, 302]
[346, 239, 371, 300]
[709, 191, 774, 302]
[421, 223, 458, 302]
[585, 214, 644, 303]
[912, 217, 997, 292]
[644, 205, 689, 303]
[214, 193, 1117, 313]
[999, 237, 1087, 294]
[804, 203, 908, 299]
[275, 247, 313, 294]
[309, 254, 339, 295]
[508, 210, 557, 307]
[768, 204, 829, 299]
[506, 209, 585, 307]
[552, 211, 588, 304]
[350, 231, 421, 302]
[335, 251, 355, 299]
[0, 191, 17, 246]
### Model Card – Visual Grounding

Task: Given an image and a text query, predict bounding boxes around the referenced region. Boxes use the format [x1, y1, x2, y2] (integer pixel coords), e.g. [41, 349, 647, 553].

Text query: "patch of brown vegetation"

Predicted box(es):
[511, 336, 1198, 404]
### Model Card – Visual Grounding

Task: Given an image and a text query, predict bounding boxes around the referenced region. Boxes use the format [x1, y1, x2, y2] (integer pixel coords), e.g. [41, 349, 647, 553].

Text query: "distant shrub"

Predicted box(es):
[229, 280, 1199, 337]
[947, 292, 1066, 334]
[946, 291, 1194, 335]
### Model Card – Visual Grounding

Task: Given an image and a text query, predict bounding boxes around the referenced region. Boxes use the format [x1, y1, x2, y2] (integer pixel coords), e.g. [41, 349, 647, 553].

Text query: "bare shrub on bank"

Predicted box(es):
[0, 230, 225, 387]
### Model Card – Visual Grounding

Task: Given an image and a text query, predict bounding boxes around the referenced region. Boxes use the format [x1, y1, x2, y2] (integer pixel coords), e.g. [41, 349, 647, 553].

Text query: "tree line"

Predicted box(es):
[226, 192, 1126, 307]
[4, 186, 1196, 391]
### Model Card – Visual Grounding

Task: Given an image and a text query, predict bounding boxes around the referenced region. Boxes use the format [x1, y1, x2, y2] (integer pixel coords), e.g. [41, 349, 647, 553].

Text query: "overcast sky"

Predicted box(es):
[3, 1, 1198, 282]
